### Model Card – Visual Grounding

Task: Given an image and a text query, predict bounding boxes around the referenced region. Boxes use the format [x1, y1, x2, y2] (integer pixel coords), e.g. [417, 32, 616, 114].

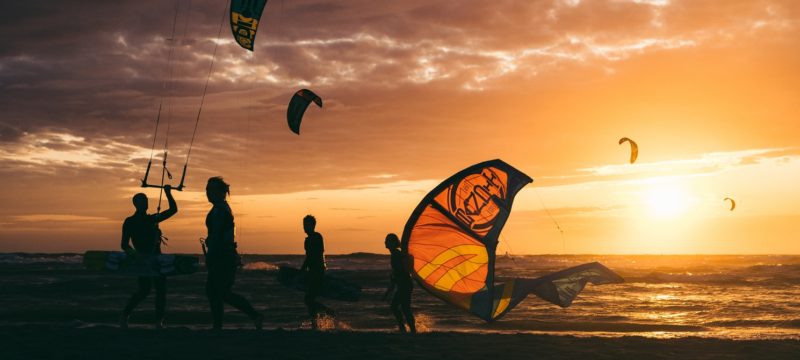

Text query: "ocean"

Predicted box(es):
[1, 253, 798, 340]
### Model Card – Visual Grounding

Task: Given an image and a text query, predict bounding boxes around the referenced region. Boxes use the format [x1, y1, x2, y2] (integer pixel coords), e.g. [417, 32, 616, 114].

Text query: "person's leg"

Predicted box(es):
[154, 276, 166, 328]
[390, 293, 407, 333]
[206, 269, 224, 329]
[123, 277, 153, 321]
[305, 270, 323, 329]
[400, 287, 416, 334]
[219, 266, 261, 323]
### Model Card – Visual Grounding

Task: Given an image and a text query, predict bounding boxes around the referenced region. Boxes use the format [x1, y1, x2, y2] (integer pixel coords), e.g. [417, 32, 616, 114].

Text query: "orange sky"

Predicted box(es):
[0, 0, 798, 254]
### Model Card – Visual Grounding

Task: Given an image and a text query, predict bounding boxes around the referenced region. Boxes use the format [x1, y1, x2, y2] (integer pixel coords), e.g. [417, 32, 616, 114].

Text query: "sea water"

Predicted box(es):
[0, 253, 798, 339]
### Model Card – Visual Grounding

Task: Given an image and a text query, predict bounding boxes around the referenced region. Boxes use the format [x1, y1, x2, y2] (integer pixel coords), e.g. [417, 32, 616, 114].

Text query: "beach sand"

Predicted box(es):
[2, 325, 799, 360]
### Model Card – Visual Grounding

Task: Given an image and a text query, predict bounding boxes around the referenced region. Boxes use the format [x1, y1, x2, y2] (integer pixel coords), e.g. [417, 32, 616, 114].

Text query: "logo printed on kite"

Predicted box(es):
[450, 168, 506, 234]
[229, 0, 268, 51]
[232, 13, 258, 48]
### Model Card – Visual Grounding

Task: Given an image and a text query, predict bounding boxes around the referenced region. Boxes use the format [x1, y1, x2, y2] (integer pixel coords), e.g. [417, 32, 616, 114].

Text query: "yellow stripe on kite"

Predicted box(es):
[492, 280, 515, 318]
[416, 244, 488, 291]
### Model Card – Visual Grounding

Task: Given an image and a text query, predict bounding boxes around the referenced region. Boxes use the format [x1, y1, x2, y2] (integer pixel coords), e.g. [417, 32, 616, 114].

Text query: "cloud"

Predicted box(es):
[12, 214, 113, 223]
[576, 148, 793, 180]
[516, 205, 626, 218]
[1, 1, 799, 252]
[0, 132, 150, 172]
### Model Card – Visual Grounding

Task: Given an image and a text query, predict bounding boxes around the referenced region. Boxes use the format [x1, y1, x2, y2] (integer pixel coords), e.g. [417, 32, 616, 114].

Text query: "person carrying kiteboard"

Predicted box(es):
[382, 233, 416, 334]
[300, 214, 330, 329]
[203, 176, 264, 330]
[120, 185, 177, 329]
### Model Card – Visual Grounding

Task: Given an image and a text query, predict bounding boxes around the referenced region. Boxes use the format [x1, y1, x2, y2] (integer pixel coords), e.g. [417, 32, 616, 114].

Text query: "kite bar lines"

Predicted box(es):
[141, 1, 183, 193]
[140, 0, 230, 193]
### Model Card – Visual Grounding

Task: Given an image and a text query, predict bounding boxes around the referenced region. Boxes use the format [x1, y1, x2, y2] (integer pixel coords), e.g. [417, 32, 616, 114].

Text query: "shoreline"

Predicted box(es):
[2, 325, 799, 360]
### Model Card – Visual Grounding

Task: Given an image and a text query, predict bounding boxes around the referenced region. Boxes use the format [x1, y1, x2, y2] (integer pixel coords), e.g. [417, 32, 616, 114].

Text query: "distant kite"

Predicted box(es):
[724, 197, 736, 211]
[619, 137, 638, 164]
[287, 89, 323, 135]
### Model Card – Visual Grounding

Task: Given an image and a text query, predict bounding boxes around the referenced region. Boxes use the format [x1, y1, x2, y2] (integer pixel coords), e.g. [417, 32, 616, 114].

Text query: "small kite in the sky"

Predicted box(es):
[230, 0, 268, 51]
[619, 137, 638, 164]
[287, 89, 323, 135]
[724, 197, 736, 211]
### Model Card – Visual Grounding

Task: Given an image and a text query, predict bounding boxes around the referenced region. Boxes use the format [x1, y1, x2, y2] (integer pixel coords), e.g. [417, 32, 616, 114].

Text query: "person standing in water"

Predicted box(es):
[203, 176, 263, 330]
[383, 233, 416, 333]
[120, 185, 177, 329]
[300, 215, 328, 329]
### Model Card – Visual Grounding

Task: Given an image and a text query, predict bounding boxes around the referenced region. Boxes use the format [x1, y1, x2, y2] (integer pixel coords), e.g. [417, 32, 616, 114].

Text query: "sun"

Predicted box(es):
[642, 182, 692, 219]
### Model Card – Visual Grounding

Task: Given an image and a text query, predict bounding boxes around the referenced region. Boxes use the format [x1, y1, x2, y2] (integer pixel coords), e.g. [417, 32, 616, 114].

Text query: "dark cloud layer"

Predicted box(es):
[1, 0, 799, 250]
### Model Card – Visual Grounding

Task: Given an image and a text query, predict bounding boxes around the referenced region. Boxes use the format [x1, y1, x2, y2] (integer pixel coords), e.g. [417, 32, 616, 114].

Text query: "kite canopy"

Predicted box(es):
[287, 89, 323, 135]
[619, 137, 638, 164]
[230, 0, 268, 51]
[724, 197, 736, 211]
[402, 159, 623, 322]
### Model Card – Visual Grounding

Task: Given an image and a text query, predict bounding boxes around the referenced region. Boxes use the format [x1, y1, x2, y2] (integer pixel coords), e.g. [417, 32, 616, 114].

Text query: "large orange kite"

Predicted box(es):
[402, 159, 623, 321]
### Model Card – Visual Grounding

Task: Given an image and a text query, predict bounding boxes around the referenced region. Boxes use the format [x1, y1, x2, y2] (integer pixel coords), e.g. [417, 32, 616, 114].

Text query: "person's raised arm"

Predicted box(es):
[155, 185, 178, 222]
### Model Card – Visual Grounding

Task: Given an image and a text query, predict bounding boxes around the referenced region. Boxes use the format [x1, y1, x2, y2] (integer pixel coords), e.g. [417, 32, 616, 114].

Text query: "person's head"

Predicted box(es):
[303, 215, 316, 234]
[384, 233, 400, 251]
[206, 176, 230, 204]
[132, 193, 148, 212]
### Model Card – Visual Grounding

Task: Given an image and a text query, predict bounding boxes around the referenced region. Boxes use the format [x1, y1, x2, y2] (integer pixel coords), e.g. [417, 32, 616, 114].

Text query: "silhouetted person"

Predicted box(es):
[204, 176, 263, 330]
[120, 185, 177, 329]
[300, 215, 328, 329]
[383, 233, 416, 333]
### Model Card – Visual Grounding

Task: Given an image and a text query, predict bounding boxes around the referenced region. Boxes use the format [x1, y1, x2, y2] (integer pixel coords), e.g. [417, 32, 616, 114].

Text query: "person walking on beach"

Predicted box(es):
[203, 176, 263, 330]
[120, 185, 177, 329]
[300, 215, 328, 329]
[382, 233, 416, 333]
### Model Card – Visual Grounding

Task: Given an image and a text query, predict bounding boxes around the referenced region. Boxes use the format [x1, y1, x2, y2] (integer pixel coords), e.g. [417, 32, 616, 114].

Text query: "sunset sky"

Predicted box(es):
[1, 0, 798, 254]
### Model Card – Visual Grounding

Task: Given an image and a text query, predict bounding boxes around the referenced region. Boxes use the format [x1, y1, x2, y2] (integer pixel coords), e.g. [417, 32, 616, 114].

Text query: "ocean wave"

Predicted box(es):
[480, 320, 707, 333]
[632, 272, 748, 285]
[241, 261, 279, 271]
[0, 253, 83, 264]
[743, 264, 800, 282]
[705, 319, 800, 329]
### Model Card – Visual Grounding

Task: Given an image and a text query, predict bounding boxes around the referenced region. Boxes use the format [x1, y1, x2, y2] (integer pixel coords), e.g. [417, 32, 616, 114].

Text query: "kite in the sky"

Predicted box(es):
[724, 197, 736, 211]
[230, 0, 268, 51]
[619, 137, 638, 164]
[401, 159, 623, 321]
[287, 89, 323, 135]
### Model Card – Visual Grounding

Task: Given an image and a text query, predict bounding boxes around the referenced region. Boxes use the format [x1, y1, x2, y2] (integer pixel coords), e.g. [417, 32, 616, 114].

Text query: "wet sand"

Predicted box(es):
[2, 325, 798, 360]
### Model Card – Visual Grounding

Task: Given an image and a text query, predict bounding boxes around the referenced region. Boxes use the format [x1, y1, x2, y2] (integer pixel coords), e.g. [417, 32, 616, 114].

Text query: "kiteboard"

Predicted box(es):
[277, 266, 361, 302]
[83, 250, 199, 276]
